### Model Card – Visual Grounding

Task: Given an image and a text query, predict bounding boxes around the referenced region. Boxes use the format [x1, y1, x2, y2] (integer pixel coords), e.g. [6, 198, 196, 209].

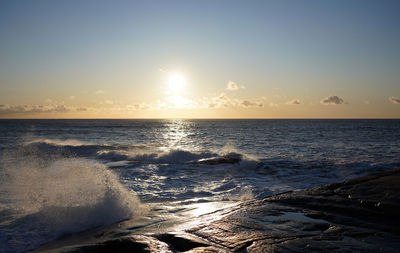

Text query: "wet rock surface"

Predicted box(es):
[36, 169, 400, 252]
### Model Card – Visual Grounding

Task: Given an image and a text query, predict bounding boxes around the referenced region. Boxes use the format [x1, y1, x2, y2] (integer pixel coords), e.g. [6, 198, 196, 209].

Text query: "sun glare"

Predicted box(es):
[169, 95, 189, 108]
[168, 73, 185, 93]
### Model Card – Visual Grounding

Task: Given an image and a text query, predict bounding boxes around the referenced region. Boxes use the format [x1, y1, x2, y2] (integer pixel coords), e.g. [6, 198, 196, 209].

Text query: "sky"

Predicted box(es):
[0, 0, 399, 118]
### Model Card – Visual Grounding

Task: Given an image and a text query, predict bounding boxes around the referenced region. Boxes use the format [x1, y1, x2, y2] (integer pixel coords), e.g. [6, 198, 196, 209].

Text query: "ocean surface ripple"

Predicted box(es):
[0, 119, 399, 252]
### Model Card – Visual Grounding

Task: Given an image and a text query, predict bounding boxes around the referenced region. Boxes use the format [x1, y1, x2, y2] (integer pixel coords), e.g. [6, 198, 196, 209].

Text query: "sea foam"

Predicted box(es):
[0, 152, 144, 252]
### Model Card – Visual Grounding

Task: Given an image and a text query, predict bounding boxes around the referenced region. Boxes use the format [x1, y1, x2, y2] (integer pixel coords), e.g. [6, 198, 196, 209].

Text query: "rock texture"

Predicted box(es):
[36, 169, 400, 252]
[183, 169, 400, 252]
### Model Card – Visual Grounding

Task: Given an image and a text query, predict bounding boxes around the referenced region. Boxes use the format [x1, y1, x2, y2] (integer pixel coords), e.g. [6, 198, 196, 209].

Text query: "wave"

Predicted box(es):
[99, 143, 260, 165]
[18, 139, 396, 177]
[0, 153, 144, 252]
[26, 138, 95, 147]
[22, 138, 129, 159]
[98, 149, 218, 164]
[21, 139, 260, 167]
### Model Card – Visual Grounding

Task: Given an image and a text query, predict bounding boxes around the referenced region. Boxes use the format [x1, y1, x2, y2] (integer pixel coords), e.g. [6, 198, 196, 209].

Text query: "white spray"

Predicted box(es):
[0, 151, 144, 252]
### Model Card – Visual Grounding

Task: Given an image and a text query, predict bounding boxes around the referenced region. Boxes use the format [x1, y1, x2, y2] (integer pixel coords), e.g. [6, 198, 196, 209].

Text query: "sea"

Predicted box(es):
[0, 119, 399, 252]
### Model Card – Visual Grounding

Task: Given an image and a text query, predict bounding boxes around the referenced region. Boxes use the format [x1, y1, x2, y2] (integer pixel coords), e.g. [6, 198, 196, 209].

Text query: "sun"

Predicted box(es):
[168, 73, 185, 93]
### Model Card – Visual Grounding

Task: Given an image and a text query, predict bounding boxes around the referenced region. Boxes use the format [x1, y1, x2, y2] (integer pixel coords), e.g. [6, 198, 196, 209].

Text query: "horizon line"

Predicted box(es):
[1, 117, 399, 120]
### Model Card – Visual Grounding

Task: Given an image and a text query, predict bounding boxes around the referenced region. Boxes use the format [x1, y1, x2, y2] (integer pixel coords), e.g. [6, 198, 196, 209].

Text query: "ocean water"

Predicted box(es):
[0, 119, 399, 252]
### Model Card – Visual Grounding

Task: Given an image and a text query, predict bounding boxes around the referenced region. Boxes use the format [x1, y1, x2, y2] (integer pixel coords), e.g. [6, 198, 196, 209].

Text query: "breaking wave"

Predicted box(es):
[20, 139, 260, 167]
[0, 151, 144, 252]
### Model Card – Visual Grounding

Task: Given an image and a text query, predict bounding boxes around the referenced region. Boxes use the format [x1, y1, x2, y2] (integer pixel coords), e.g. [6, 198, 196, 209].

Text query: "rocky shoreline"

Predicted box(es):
[35, 169, 400, 252]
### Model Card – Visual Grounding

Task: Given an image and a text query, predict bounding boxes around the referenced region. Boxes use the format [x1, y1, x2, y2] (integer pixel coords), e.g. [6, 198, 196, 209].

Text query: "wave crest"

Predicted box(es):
[0, 154, 144, 252]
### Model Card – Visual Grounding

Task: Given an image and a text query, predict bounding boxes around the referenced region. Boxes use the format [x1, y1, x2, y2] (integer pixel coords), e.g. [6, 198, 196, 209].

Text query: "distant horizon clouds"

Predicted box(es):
[286, 99, 301, 105]
[321, 96, 345, 105]
[0, 104, 72, 115]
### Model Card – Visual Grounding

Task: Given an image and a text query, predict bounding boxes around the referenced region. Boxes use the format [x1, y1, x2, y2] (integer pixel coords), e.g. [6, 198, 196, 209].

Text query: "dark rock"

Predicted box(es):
[73, 237, 149, 253]
[35, 169, 400, 252]
[183, 169, 400, 252]
[154, 233, 209, 252]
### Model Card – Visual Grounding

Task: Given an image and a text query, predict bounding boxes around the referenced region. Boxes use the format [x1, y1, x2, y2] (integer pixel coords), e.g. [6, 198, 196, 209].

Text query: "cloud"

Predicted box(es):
[69, 96, 76, 100]
[226, 81, 245, 91]
[105, 100, 114, 105]
[286, 99, 300, 105]
[53, 105, 68, 112]
[320, 95, 344, 105]
[95, 90, 105, 95]
[241, 100, 263, 108]
[206, 93, 231, 108]
[126, 103, 152, 111]
[389, 96, 400, 104]
[203, 93, 263, 109]
[0, 104, 91, 115]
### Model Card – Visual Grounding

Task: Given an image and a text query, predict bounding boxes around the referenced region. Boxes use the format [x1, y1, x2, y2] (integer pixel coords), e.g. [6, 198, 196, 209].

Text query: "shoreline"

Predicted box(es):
[34, 169, 400, 252]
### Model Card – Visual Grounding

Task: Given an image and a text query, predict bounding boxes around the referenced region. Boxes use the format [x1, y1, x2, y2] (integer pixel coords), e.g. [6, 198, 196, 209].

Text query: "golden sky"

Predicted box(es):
[1, 1, 399, 118]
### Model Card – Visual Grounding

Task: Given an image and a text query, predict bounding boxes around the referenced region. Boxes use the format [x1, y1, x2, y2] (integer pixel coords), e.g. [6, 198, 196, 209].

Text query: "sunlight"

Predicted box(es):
[162, 119, 188, 149]
[168, 73, 185, 93]
[169, 95, 190, 108]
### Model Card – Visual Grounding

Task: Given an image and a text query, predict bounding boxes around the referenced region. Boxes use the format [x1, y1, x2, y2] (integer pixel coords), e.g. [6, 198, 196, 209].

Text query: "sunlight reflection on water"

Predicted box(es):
[162, 120, 190, 150]
[168, 201, 238, 232]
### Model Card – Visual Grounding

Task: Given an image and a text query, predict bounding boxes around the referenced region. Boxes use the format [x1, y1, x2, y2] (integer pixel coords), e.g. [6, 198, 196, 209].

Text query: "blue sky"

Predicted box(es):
[1, 0, 399, 118]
